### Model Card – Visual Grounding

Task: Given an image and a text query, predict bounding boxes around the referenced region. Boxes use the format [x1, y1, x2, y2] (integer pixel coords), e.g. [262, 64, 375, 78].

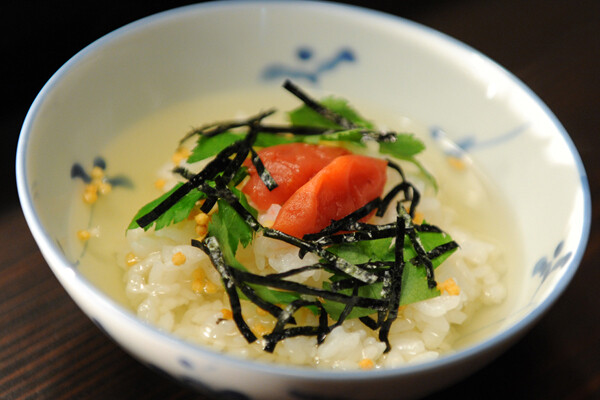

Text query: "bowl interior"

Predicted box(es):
[17, 0, 590, 396]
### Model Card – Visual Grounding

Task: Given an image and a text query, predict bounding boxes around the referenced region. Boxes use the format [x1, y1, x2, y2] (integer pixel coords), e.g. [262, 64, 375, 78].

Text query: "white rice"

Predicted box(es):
[119, 156, 506, 370]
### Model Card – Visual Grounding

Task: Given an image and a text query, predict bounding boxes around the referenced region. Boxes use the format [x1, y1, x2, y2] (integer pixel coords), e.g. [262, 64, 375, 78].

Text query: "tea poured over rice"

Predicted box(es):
[120, 161, 506, 370]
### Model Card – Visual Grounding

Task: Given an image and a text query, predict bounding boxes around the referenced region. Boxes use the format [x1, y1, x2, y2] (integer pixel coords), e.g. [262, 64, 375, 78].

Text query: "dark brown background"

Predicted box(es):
[1, 0, 598, 399]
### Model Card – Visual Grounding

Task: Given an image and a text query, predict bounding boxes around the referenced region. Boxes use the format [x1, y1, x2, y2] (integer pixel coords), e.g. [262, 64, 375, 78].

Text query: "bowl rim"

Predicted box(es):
[15, 0, 592, 381]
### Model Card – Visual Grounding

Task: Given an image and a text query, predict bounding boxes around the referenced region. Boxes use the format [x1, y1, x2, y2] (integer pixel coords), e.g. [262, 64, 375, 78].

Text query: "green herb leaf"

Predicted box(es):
[128, 182, 205, 231]
[323, 229, 456, 320]
[188, 132, 245, 163]
[378, 134, 425, 159]
[288, 96, 374, 129]
[208, 198, 253, 259]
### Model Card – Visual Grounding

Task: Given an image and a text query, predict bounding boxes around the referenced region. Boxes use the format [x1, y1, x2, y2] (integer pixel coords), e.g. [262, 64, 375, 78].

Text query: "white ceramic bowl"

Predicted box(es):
[16, 2, 590, 399]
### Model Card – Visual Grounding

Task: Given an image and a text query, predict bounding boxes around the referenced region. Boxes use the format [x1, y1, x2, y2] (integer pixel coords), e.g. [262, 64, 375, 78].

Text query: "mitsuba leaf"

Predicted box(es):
[128, 182, 205, 231]
[208, 198, 253, 260]
[188, 132, 245, 163]
[323, 229, 457, 320]
[288, 96, 374, 129]
[378, 134, 425, 159]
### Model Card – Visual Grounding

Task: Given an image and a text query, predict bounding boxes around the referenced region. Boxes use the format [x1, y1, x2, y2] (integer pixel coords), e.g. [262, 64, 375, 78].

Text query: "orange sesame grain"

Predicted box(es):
[171, 252, 186, 266]
[203, 280, 219, 294]
[125, 252, 139, 267]
[154, 178, 166, 190]
[221, 308, 233, 320]
[359, 358, 375, 370]
[172, 147, 191, 165]
[91, 166, 104, 180]
[194, 212, 210, 225]
[252, 323, 270, 337]
[195, 224, 208, 237]
[191, 278, 204, 293]
[77, 230, 91, 241]
[437, 278, 461, 296]
[412, 211, 424, 225]
[447, 156, 466, 171]
[256, 307, 269, 316]
[82, 190, 98, 204]
[192, 268, 204, 280]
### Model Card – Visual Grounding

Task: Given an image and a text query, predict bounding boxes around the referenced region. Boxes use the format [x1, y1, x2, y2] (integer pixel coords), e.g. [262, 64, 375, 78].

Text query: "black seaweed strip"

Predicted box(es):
[229, 268, 388, 310]
[198, 237, 257, 343]
[379, 206, 407, 352]
[386, 159, 406, 183]
[408, 185, 421, 218]
[377, 269, 393, 331]
[264, 264, 324, 279]
[400, 207, 437, 289]
[264, 326, 323, 353]
[203, 184, 262, 231]
[385, 158, 411, 203]
[179, 109, 277, 143]
[378, 182, 416, 218]
[249, 147, 278, 191]
[283, 80, 356, 129]
[256, 124, 333, 136]
[330, 285, 361, 330]
[235, 281, 292, 323]
[219, 147, 250, 186]
[359, 316, 379, 330]
[136, 140, 245, 228]
[411, 241, 459, 265]
[316, 261, 394, 292]
[172, 166, 196, 180]
[302, 198, 382, 241]
[263, 299, 317, 352]
[264, 300, 329, 352]
[200, 196, 218, 214]
[363, 131, 398, 143]
[317, 301, 330, 344]
[312, 226, 396, 246]
[415, 224, 443, 233]
[263, 228, 379, 284]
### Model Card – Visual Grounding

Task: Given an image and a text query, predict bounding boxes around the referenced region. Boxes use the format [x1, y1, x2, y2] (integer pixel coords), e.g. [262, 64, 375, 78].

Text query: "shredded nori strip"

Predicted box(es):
[283, 80, 356, 129]
[132, 81, 459, 353]
[180, 109, 277, 143]
[263, 300, 329, 352]
[399, 206, 437, 289]
[199, 236, 257, 343]
[378, 204, 408, 351]
[249, 147, 278, 191]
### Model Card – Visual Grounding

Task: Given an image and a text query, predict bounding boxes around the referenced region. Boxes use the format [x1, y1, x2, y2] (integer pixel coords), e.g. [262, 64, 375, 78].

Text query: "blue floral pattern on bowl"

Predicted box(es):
[532, 241, 572, 300]
[262, 47, 356, 83]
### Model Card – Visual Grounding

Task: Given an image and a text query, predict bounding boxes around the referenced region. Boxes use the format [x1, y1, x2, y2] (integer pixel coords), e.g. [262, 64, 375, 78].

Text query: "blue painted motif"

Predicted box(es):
[533, 241, 572, 283]
[70, 156, 133, 265]
[71, 156, 133, 188]
[262, 47, 356, 83]
[531, 240, 572, 300]
[178, 358, 194, 369]
[430, 123, 529, 158]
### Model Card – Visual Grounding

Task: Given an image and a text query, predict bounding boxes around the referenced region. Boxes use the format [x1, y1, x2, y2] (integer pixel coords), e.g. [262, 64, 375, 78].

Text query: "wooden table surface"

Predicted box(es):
[2, 1, 598, 399]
